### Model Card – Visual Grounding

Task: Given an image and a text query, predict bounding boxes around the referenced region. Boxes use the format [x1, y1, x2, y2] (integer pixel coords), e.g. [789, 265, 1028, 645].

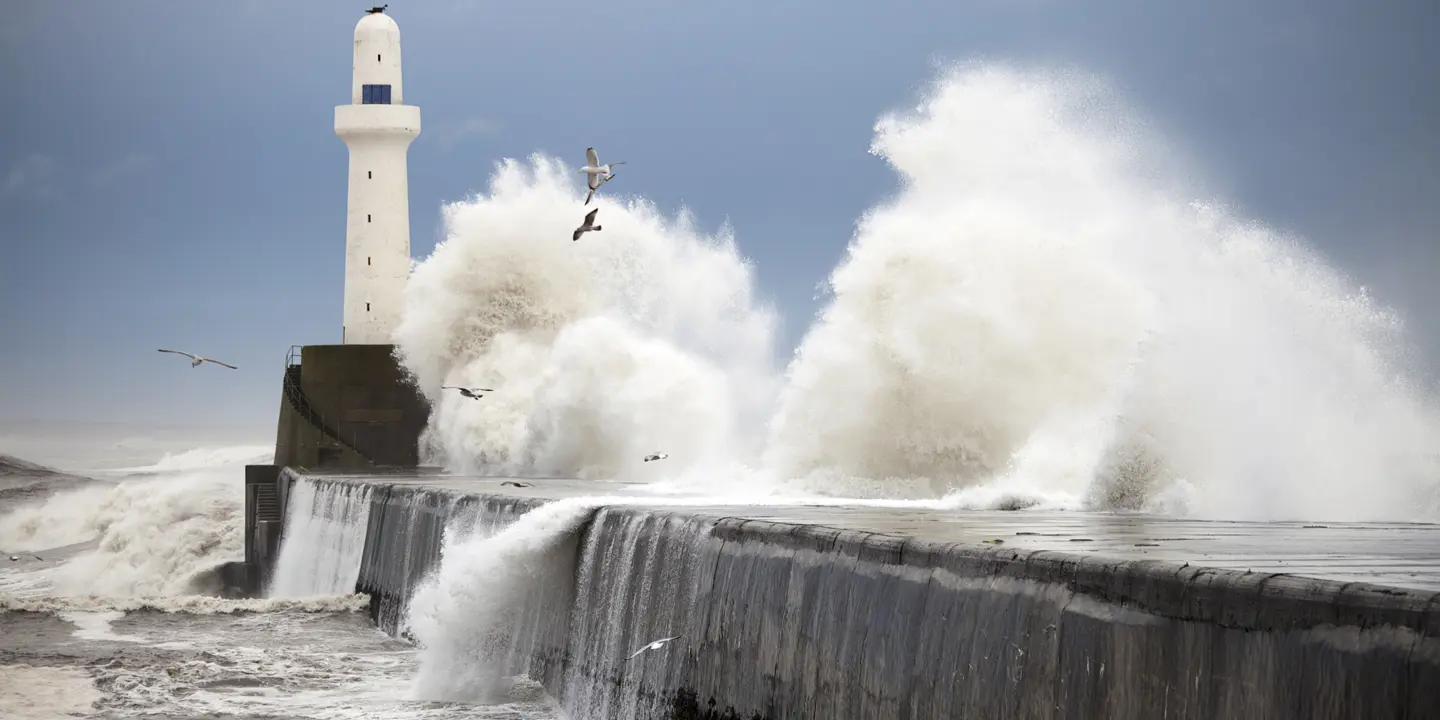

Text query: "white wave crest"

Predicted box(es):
[0, 467, 245, 595]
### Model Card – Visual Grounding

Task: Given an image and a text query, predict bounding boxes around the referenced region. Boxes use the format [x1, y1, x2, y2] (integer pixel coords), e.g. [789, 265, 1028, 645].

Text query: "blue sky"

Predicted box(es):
[1, 0, 1436, 431]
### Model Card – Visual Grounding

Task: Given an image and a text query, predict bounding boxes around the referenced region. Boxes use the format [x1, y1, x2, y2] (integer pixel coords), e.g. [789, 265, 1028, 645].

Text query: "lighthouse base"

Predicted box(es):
[272, 343, 428, 471]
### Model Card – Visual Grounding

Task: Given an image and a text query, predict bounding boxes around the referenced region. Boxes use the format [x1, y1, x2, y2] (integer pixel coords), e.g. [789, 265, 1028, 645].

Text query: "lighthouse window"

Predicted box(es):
[367, 171, 372, 179]
[377, 54, 382, 62]
[361, 84, 392, 104]
[367, 256, 371, 266]
[367, 214, 371, 222]
[366, 303, 371, 312]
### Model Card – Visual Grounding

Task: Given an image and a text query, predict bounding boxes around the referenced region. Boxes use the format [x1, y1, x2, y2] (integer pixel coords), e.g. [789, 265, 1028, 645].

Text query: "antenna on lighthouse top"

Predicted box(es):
[367, 5, 388, 14]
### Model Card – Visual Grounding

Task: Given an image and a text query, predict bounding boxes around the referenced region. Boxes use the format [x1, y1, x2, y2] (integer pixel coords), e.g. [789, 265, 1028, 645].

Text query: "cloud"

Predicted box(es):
[0, 154, 59, 200]
[434, 117, 501, 148]
[91, 152, 155, 187]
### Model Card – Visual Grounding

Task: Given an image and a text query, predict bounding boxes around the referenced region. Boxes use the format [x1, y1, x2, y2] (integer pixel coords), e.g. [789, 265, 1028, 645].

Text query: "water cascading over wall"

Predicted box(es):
[559, 509, 713, 719]
[351, 482, 556, 635]
[266, 474, 559, 632]
[268, 478, 374, 597]
[272, 479, 1440, 720]
[545, 510, 1440, 720]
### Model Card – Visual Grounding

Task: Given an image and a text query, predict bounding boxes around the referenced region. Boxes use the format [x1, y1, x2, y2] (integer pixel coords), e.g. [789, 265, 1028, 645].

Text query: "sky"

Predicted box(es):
[0, 0, 1436, 432]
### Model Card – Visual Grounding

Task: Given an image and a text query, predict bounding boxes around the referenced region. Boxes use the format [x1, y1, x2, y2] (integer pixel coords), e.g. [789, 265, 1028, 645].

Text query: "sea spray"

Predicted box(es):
[69, 471, 243, 596]
[0, 447, 267, 596]
[403, 497, 604, 702]
[393, 156, 781, 482]
[766, 64, 1440, 520]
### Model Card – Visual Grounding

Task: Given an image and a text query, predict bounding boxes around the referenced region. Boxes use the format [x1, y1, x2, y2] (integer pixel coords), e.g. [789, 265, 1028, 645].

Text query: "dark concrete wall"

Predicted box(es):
[216, 464, 286, 598]
[299, 481, 1440, 720]
[272, 344, 428, 470]
[565, 511, 1440, 720]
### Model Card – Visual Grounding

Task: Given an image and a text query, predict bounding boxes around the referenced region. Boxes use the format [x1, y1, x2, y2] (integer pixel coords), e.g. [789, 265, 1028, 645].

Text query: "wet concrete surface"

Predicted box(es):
[308, 470, 1440, 591]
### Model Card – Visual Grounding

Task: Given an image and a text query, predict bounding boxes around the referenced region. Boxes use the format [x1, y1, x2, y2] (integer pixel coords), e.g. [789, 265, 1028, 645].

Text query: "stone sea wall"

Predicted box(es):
[284, 477, 1440, 720]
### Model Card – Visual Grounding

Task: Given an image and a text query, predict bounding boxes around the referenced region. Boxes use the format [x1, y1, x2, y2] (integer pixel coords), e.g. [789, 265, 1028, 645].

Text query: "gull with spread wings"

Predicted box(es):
[573, 208, 602, 242]
[157, 349, 237, 370]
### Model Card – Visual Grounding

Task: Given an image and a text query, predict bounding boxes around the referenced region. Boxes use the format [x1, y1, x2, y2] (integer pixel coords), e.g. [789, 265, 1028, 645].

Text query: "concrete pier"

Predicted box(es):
[263, 470, 1440, 720]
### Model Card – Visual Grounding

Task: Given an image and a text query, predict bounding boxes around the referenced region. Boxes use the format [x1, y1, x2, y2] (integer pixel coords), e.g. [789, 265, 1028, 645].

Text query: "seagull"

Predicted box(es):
[585, 171, 617, 206]
[442, 386, 493, 400]
[643, 453, 668, 463]
[580, 147, 625, 205]
[627, 635, 680, 660]
[573, 208, 602, 242]
[500, 481, 531, 488]
[158, 349, 237, 370]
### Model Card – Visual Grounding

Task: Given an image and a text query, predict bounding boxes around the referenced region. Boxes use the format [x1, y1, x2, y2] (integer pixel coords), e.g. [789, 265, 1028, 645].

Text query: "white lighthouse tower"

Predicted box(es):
[334, 6, 420, 345]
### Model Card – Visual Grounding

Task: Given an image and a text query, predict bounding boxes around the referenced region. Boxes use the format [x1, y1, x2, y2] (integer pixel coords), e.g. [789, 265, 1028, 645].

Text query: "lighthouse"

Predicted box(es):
[334, 6, 420, 345]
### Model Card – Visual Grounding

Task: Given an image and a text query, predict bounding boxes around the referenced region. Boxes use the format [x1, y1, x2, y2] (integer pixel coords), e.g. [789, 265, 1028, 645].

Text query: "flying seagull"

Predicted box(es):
[580, 147, 625, 205]
[500, 481, 531, 488]
[157, 349, 237, 370]
[573, 208, 602, 242]
[628, 635, 681, 660]
[442, 386, 493, 400]
[585, 171, 617, 206]
[643, 453, 668, 463]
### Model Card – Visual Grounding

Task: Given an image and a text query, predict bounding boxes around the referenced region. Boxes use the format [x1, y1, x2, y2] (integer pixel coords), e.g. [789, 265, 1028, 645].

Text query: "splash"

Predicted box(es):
[0, 462, 250, 596]
[400, 64, 1440, 523]
[403, 497, 603, 702]
[394, 157, 780, 482]
[761, 64, 1440, 521]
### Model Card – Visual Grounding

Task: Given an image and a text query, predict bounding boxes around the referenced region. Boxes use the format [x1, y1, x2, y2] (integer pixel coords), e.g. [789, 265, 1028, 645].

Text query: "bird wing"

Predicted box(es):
[158, 349, 197, 360]
[585, 208, 599, 225]
[203, 358, 238, 370]
[584, 188, 596, 206]
[658, 635, 680, 644]
[586, 147, 599, 168]
[588, 171, 603, 190]
[627, 645, 651, 660]
[573, 227, 584, 241]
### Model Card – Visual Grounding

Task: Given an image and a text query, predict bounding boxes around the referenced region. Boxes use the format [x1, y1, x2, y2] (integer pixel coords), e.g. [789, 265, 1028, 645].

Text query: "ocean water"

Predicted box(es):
[0, 435, 560, 720]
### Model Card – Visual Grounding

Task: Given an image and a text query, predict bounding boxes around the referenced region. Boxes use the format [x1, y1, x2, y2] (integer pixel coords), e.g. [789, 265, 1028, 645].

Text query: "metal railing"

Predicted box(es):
[280, 347, 378, 466]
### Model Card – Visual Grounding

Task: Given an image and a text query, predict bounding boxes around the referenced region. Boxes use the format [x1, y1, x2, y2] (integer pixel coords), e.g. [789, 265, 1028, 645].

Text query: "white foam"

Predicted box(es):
[58, 609, 146, 643]
[0, 458, 251, 595]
